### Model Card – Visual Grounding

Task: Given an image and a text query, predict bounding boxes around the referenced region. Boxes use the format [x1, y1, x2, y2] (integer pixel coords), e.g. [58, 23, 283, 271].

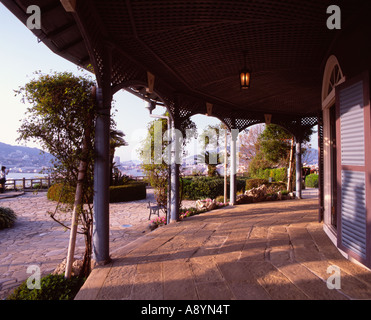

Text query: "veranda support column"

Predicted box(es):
[229, 129, 239, 205]
[167, 119, 172, 225]
[295, 137, 302, 199]
[93, 89, 111, 264]
[170, 161, 179, 222]
[170, 120, 181, 222]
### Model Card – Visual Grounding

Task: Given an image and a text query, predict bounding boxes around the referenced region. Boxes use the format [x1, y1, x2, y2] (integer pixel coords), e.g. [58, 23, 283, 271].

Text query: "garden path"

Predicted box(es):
[0, 187, 195, 299]
[77, 195, 371, 301]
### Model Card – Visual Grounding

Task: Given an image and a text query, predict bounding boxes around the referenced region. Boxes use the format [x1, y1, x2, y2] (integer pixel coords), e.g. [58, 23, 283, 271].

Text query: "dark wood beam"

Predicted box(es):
[47, 22, 76, 38]
[59, 37, 84, 52]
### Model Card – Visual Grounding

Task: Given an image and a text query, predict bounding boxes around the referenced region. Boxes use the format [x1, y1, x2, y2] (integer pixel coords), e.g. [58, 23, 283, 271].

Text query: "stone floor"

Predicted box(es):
[0, 187, 195, 299]
[76, 197, 371, 300]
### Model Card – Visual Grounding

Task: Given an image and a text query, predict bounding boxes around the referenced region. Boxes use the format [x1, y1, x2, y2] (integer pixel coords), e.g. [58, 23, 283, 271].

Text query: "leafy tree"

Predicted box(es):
[247, 144, 274, 178]
[138, 116, 169, 211]
[198, 124, 226, 177]
[248, 124, 314, 190]
[258, 124, 293, 166]
[109, 129, 128, 185]
[138, 112, 196, 214]
[16, 71, 99, 277]
[238, 124, 264, 171]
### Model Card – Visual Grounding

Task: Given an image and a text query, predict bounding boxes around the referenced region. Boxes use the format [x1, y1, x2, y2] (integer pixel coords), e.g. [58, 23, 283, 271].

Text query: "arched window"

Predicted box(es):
[321, 55, 345, 232]
[322, 55, 345, 105]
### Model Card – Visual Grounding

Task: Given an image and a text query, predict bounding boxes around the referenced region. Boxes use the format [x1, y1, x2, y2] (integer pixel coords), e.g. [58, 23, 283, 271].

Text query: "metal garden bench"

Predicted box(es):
[147, 201, 163, 220]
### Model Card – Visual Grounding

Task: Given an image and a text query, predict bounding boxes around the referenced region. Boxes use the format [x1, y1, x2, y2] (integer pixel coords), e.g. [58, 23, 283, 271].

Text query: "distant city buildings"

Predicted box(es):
[0, 142, 319, 178]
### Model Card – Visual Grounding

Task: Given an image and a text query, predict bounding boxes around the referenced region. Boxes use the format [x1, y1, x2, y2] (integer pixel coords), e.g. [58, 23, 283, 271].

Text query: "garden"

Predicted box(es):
[1, 171, 318, 300]
[46, 179, 147, 204]
[148, 170, 319, 229]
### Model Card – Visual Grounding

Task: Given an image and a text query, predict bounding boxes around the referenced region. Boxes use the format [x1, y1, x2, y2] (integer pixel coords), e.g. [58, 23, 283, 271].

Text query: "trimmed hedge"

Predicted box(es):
[305, 174, 319, 188]
[109, 182, 146, 203]
[182, 177, 246, 200]
[47, 182, 147, 203]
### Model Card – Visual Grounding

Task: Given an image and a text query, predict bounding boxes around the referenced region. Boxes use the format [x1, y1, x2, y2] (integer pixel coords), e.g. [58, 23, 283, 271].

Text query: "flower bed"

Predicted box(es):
[180, 198, 228, 221]
[148, 198, 228, 230]
[236, 184, 294, 204]
[149, 216, 167, 230]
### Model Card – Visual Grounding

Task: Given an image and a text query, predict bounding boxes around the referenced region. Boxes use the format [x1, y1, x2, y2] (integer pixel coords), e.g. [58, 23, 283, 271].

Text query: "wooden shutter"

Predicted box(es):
[336, 72, 371, 267]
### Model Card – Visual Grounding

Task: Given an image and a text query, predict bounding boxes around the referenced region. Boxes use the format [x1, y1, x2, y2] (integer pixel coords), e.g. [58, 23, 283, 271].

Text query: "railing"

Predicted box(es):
[131, 176, 146, 181]
[4, 177, 54, 191]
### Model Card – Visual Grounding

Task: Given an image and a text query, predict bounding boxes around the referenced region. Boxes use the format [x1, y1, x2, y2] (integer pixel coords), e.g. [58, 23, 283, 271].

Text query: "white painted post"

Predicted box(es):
[170, 121, 180, 222]
[295, 138, 302, 199]
[229, 129, 239, 205]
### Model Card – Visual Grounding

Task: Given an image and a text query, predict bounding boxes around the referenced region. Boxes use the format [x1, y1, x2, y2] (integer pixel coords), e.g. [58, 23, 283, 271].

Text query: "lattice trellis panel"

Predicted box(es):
[235, 117, 264, 131]
[111, 49, 146, 89]
[217, 113, 318, 135]
[76, 1, 107, 85]
[301, 116, 318, 127]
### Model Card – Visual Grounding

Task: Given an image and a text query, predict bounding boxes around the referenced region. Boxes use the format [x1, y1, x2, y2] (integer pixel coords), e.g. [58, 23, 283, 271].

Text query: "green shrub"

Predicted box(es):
[182, 177, 222, 200]
[305, 174, 319, 188]
[47, 183, 76, 204]
[245, 179, 269, 190]
[48, 182, 147, 203]
[32, 183, 48, 190]
[215, 195, 226, 203]
[245, 179, 286, 194]
[0, 207, 17, 229]
[7, 274, 84, 300]
[111, 173, 133, 186]
[251, 168, 287, 182]
[109, 182, 147, 203]
[266, 182, 287, 193]
[182, 177, 245, 200]
[271, 168, 287, 182]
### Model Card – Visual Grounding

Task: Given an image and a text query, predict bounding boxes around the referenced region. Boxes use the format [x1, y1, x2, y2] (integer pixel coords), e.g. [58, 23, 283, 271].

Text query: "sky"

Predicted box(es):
[0, 3, 225, 162]
[0, 3, 317, 163]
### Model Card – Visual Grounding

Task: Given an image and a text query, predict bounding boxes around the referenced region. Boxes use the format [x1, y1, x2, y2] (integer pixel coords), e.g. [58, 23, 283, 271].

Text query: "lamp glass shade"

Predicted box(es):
[240, 68, 251, 89]
[146, 101, 156, 114]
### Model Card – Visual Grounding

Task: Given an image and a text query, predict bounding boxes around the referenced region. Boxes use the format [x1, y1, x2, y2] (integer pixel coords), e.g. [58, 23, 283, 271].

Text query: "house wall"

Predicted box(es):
[322, 14, 371, 268]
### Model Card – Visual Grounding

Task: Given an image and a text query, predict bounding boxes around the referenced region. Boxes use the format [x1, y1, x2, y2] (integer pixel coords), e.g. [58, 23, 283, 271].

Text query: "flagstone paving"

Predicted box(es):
[76, 197, 371, 300]
[0, 187, 195, 299]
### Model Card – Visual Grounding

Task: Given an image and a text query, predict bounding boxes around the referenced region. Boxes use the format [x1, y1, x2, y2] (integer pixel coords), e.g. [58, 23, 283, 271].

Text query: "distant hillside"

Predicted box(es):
[120, 160, 141, 166]
[0, 142, 54, 168]
[0, 142, 44, 156]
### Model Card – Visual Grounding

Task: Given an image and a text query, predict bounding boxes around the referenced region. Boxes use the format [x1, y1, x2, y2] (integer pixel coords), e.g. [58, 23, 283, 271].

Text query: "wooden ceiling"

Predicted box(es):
[3, 0, 370, 126]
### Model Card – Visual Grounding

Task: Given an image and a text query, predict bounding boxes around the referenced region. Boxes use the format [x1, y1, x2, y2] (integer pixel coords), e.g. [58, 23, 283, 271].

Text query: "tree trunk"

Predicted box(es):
[287, 137, 295, 192]
[65, 116, 92, 279]
[64, 159, 87, 279]
[80, 213, 93, 277]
